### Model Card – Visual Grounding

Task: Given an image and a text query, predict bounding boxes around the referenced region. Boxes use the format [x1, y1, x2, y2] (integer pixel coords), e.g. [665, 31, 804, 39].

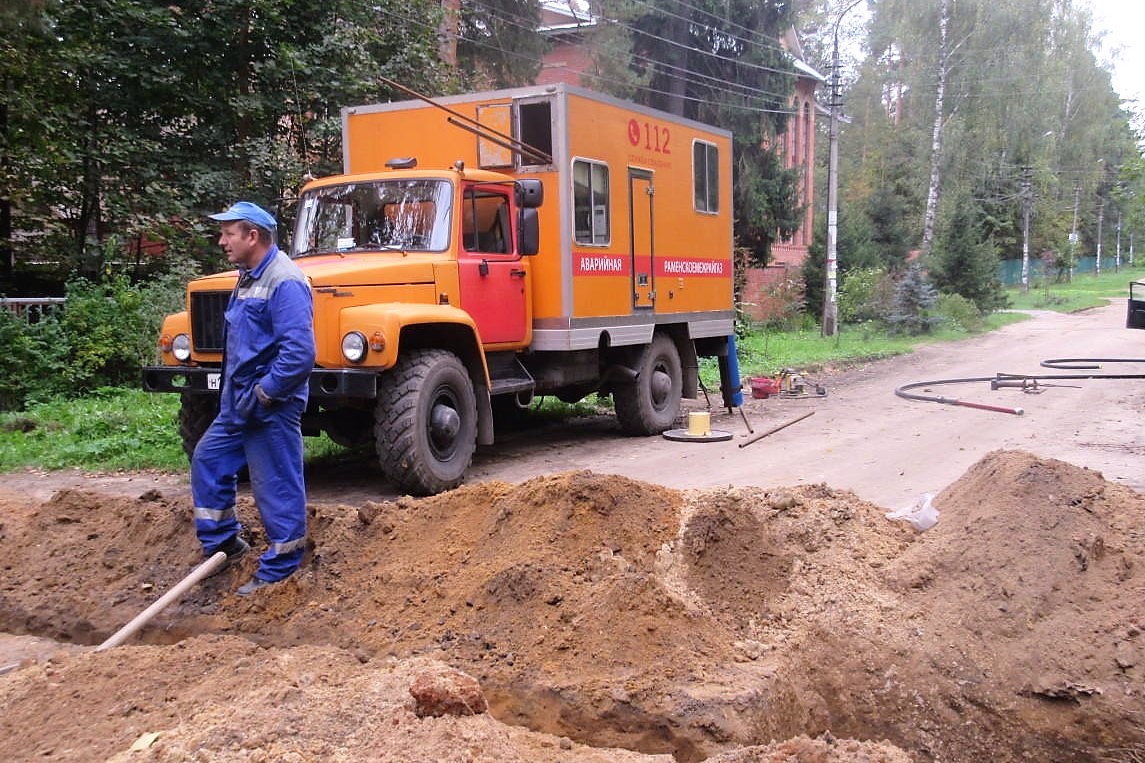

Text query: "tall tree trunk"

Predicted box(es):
[920, 0, 949, 255]
[237, 4, 252, 174]
[78, 99, 102, 277]
[665, 0, 689, 116]
[0, 93, 11, 283]
[438, 0, 460, 67]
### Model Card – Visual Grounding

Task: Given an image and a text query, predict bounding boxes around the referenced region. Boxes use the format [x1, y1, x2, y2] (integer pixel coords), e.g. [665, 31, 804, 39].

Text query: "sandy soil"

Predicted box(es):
[1, 302, 1144, 762]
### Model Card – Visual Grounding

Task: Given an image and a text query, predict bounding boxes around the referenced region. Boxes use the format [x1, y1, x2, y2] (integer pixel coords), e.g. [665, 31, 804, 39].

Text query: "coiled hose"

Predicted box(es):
[894, 358, 1145, 415]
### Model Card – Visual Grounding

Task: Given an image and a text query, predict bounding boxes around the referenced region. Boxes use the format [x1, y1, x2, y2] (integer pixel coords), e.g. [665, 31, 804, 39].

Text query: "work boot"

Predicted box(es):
[235, 575, 275, 597]
[206, 535, 249, 578]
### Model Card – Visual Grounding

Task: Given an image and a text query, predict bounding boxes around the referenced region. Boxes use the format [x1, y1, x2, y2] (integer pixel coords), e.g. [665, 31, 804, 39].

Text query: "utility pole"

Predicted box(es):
[822, 0, 865, 338]
[1116, 208, 1122, 272]
[1020, 165, 1032, 292]
[1069, 184, 1080, 281]
[822, 36, 840, 337]
[1095, 200, 1104, 276]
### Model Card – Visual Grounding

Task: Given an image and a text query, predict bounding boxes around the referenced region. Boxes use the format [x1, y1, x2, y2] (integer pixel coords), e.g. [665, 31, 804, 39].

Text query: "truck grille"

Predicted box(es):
[190, 290, 230, 353]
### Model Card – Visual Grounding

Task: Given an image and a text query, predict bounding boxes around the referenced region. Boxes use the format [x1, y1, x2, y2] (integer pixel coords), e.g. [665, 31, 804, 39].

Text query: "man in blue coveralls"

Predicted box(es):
[192, 201, 316, 596]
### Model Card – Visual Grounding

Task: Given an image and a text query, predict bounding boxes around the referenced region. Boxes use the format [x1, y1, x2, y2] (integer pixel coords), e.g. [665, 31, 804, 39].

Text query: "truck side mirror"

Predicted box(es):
[516, 179, 544, 209]
[518, 208, 540, 256]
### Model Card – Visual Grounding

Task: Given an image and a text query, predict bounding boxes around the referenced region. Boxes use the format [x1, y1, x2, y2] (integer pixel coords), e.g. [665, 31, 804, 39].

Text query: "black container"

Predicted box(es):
[1127, 281, 1145, 330]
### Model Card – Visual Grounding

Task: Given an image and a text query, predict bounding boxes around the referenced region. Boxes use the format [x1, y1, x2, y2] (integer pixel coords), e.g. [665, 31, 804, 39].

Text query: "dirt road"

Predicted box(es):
[5, 300, 1142, 511]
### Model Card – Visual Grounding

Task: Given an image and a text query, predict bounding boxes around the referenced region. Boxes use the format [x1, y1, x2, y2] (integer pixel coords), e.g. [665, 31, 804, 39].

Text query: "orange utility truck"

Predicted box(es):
[144, 83, 739, 495]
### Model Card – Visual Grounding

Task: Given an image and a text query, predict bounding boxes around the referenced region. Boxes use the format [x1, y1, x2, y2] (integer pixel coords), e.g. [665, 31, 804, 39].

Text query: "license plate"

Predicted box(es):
[207, 372, 221, 391]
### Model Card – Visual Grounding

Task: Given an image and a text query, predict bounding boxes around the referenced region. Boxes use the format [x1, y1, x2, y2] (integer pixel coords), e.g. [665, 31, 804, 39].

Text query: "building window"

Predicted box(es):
[573, 158, 610, 245]
[693, 140, 719, 213]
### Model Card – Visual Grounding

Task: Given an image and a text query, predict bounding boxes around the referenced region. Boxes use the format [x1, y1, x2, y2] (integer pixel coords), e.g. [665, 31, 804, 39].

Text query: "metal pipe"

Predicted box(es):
[738, 410, 815, 448]
[95, 552, 227, 652]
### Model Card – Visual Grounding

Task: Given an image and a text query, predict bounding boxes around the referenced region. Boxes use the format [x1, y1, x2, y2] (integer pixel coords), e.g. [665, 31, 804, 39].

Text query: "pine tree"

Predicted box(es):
[929, 194, 1008, 312]
[886, 264, 940, 335]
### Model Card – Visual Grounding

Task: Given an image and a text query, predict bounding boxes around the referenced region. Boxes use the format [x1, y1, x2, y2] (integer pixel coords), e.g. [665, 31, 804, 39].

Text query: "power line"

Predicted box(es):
[624, 0, 788, 58]
[372, 5, 798, 114]
[455, 0, 802, 84]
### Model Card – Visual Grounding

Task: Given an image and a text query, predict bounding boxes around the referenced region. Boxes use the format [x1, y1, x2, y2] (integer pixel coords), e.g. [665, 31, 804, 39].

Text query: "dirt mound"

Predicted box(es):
[0, 635, 672, 763]
[794, 450, 1145, 762]
[2, 453, 1144, 762]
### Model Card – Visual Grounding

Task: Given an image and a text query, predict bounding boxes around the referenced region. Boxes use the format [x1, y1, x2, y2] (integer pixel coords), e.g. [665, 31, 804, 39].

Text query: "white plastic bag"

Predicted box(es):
[885, 492, 939, 531]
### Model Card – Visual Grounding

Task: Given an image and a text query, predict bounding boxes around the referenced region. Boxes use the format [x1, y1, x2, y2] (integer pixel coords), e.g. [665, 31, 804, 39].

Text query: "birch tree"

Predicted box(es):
[919, 0, 948, 255]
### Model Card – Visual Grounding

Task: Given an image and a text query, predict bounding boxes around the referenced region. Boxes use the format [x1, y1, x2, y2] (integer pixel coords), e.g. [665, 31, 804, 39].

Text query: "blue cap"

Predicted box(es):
[209, 201, 277, 231]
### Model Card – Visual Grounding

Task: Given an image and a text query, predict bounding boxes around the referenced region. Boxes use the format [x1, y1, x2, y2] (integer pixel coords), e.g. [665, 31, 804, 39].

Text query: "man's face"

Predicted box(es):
[217, 221, 260, 268]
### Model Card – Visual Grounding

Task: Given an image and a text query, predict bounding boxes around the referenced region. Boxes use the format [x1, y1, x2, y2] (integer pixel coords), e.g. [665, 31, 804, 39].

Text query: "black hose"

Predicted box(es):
[1040, 357, 1145, 370]
[894, 358, 1145, 415]
[894, 376, 1026, 415]
[894, 376, 999, 403]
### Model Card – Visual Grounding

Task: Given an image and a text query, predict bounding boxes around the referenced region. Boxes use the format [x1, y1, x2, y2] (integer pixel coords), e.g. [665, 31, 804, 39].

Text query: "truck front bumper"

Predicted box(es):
[142, 366, 379, 399]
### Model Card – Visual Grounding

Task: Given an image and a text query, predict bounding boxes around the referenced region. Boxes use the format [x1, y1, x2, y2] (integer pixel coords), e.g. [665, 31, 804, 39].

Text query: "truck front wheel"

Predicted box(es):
[375, 349, 478, 496]
[613, 333, 682, 435]
[178, 392, 219, 461]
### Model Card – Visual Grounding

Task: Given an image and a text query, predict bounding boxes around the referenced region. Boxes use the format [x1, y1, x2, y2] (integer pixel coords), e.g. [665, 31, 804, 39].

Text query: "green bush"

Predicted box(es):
[758, 276, 807, 332]
[838, 267, 895, 324]
[0, 272, 190, 412]
[60, 276, 154, 390]
[935, 292, 984, 332]
[0, 308, 70, 410]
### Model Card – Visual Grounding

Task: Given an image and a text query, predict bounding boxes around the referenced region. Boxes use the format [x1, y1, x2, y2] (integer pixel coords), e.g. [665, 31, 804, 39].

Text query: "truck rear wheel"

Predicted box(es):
[375, 349, 477, 496]
[178, 392, 219, 461]
[614, 333, 682, 435]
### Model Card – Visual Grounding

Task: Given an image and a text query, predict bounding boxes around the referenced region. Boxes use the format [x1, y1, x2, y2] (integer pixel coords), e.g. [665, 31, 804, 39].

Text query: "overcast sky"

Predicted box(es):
[1086, 0, 1145, 108]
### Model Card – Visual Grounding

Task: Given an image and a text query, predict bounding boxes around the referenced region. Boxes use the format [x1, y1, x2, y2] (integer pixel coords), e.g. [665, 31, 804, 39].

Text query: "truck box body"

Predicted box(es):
[342, 84, 735, 349]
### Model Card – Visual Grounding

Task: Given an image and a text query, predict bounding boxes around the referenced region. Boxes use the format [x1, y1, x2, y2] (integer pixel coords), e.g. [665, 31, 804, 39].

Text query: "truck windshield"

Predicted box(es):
[292, 179, 453, 256]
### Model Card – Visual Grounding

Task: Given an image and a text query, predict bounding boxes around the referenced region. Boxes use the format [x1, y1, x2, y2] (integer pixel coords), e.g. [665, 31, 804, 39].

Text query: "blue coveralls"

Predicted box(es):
[191, 246, 316, 582]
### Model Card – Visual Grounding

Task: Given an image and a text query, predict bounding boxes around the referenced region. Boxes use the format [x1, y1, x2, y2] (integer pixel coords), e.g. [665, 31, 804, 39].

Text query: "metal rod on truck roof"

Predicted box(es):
[378, 75, 553, 165]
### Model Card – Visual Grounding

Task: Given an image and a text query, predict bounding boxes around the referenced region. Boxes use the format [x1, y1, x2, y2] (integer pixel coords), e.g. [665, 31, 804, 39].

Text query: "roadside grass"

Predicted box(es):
[4, 274, 1127, 476]
[0, 388, 187, 472]
[0, 388, 348, 473]
[728, 310, 1028, 380]
[1005, 265, 1145, 312]
[0, 386, 615, 474]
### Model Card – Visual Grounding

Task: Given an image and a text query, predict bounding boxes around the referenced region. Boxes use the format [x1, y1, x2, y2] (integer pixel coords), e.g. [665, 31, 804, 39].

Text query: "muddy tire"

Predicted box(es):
[375, 349, 477, 496]
[613, 333, 682, 435]
[178, 392, 219, 461]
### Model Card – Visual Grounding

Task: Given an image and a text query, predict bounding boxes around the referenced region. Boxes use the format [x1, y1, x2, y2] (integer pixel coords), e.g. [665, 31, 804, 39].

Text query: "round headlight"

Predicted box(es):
[172, 333, 192, 362]
[341, 331, 368, 363]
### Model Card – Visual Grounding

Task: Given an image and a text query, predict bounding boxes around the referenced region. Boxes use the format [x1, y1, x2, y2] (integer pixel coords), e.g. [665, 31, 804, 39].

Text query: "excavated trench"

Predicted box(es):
[2, 455, 1145, 763]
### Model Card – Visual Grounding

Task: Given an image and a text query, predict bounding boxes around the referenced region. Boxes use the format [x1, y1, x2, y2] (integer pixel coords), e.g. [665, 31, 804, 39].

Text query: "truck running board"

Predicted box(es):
[489, 357, 535, 396]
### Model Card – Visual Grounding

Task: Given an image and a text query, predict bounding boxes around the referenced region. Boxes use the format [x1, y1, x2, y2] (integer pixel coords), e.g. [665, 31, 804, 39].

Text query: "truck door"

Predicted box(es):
[457, 185, 528, 344]
[629, 169, 655, 309]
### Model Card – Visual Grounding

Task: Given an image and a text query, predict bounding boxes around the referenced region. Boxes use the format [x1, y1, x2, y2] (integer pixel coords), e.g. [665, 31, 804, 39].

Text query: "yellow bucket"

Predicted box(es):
[686, 411, 712, 437]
